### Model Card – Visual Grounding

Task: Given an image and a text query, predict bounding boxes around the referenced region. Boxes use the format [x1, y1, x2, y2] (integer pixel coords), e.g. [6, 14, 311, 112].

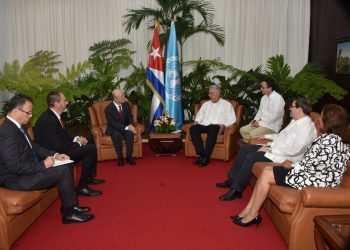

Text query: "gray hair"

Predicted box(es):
[209, 84, 221, 94]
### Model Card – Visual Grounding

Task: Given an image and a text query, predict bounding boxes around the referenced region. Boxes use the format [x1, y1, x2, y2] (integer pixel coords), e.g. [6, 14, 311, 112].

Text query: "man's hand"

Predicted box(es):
[54, 154, 70, 161]
[251, 120, 259, 127]
[218, 124, 225, 134]
[128, 125, 137, 134]
[77, 136, 88, 145]
[43, 156, 55, 168]
[282, 160, 293, 168]
[258, 146, 270, 153]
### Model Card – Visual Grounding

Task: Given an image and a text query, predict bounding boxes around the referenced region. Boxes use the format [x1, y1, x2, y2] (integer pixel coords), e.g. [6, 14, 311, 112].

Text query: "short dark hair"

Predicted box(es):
[7, 93, 33, 113]
[261, 77, 276, 91]
[322, 104, 350, 144]
[47, 91, 62, 107]
[294, 96, 312, 115]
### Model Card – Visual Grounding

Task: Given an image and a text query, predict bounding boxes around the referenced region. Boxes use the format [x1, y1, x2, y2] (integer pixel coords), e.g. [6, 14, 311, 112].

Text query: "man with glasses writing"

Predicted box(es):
[0, 93, 94, 223]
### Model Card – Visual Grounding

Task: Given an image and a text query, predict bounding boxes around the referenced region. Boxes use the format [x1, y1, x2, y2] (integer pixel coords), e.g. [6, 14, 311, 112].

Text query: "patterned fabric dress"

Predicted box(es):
[286, 133, 350, 190]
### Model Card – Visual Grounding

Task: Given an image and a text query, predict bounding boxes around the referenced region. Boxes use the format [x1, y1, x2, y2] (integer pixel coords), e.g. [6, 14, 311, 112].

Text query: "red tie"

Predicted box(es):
[60, 118, 65, 128]
[118, 105, 124, 117]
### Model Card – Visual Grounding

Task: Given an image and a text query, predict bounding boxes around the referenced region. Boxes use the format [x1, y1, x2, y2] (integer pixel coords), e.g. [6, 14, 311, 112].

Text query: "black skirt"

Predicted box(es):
[273, 166, 292, 187]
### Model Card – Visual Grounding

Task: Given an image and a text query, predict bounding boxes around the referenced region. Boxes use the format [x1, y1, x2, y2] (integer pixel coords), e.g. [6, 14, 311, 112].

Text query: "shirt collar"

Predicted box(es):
[6, 115, 21, 129]
[49, 108, 61, 120]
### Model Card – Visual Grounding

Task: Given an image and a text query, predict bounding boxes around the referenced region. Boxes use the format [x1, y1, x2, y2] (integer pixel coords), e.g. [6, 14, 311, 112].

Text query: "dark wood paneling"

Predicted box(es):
[309, 0, 350, 112]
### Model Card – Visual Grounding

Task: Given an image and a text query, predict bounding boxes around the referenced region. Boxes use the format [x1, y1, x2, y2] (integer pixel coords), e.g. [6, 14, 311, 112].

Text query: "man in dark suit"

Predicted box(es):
[0, 93, 94, 223]
[34, 91, 104, 197]
[105, 89, 137, 166]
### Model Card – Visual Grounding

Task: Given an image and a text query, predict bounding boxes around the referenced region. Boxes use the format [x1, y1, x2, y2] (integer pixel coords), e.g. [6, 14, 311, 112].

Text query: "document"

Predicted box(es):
[171, 130, 182, 134]
[53, 159, 74, 167]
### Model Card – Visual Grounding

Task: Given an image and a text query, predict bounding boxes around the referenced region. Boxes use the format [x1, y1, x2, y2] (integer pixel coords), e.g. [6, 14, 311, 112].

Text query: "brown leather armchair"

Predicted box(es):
[88, 101, 145, 161]
[182, 99, 243, 161]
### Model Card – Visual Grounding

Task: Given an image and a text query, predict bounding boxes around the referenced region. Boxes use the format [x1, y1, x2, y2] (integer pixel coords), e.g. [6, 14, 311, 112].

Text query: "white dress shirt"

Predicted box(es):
[264, 115, 317, 163]
[194, 98, 236, 127]
[254, 91, 285, 132]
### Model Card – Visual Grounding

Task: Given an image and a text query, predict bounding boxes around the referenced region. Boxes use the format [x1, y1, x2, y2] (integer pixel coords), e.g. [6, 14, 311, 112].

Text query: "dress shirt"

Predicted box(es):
[6, 115, 33, 147]
[254, 91, 285, 132]
[194, 98, 236, 127]
[264, 115, 317, 163]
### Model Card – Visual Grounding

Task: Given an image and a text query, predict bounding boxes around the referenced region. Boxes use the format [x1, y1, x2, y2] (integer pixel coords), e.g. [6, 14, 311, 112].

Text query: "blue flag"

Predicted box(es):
[146, 22, 165, 130]
[165, 21, 183, 130]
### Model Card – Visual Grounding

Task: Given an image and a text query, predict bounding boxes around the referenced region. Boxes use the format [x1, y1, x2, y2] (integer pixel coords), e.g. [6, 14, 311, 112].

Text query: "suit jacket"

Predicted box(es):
[104, 101, 134, 136]
[0, 118, 55, 185]
[34, 109, 79, 154]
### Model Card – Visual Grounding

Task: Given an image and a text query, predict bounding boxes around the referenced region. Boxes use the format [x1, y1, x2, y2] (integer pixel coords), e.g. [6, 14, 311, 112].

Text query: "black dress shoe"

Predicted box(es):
[126, 157, 136, 165]
[87, 177, 105, 185]
[234, 215, 262, 227]
[216, 179, 232, 189]
[118, 158, 125, 167]
[77, 187, 102, 197]
[219, 189, 242, 201]
[73, 205, 91, 213]
[62, 212, 95, 224]
[197, 157, 209, 167]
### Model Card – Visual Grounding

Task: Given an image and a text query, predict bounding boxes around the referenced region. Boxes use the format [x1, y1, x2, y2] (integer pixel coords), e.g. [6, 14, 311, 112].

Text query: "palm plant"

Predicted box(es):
[265, 55, 347, 104]
[122, 0, 225, 68]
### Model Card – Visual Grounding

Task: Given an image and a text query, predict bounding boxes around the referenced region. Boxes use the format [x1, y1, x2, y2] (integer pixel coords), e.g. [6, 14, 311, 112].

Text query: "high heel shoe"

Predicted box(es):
[233, 215, 262, 227]
[230, 215, 242, 222]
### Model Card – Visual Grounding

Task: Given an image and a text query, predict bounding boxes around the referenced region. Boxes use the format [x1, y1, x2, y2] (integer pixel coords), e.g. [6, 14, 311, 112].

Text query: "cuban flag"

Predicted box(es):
[165, 21, 183, 130]
[146, 22, 165, 130]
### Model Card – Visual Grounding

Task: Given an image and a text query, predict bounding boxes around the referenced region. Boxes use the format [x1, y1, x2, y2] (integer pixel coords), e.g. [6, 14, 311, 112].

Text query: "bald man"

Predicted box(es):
[105, 89, 137, 167]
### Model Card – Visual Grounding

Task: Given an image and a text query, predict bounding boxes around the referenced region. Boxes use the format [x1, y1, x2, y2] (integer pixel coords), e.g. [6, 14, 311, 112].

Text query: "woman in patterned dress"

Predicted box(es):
[233, 104, 350, 227]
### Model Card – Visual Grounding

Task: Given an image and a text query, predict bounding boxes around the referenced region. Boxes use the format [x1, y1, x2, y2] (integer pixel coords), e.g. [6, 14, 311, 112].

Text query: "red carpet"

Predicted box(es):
[13, 144, 286, 250]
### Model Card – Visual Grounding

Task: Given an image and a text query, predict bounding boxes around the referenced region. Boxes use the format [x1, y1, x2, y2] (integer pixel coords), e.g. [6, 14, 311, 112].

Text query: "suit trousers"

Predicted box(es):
[67, 144, 97, 189]
[3, 164, 77, 214]
[228, 144, 272, 192]
[109, 130, 134, 158]
[189, 124, 220, 158]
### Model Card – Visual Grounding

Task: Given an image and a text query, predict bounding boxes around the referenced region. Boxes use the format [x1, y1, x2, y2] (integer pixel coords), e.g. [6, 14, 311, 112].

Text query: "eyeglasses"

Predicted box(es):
[18, 108, 32, 115]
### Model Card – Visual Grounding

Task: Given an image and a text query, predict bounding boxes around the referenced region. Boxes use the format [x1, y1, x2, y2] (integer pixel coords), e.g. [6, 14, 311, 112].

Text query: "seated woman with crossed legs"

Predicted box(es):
[233, 104, 350, 227]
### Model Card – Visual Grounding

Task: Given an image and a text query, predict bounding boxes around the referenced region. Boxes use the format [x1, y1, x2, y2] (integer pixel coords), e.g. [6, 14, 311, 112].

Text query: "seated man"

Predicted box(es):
[0, 94, 94, 224]
[34, 91, 104, 197]
[105, 88, 137, 167]
[217, 96, 317, 200]
[189, 84, 236, 167]
[240, 78, 285, 140]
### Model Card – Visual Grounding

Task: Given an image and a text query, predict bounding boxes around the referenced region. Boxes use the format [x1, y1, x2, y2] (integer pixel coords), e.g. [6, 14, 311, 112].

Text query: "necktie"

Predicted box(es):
[118, 105, 124, 117]
[60, 118, 65, 128]
[19, 127, 39, 162]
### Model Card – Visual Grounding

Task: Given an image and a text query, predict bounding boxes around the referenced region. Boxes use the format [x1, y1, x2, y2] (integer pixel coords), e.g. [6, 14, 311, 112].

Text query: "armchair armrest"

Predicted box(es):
[135, 123, 145, 134]
[182, 123, 194, 134]
[223, 124, 235, 136]
[301, 187, 350, 208]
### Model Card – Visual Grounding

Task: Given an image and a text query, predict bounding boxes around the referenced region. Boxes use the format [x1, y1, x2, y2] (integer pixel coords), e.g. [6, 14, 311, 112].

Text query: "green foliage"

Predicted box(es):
[0, 51, 91, 124]
[122, 0, 224, 69]
[86, 39, 135, 100]
[121, 63, 150, 123]
[265, 55, 347, 104]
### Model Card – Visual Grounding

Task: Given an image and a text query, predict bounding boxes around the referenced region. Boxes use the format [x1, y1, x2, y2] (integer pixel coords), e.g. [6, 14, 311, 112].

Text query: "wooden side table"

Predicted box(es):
[148, 132, 182, 156]
[314, 215, 350, 250]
